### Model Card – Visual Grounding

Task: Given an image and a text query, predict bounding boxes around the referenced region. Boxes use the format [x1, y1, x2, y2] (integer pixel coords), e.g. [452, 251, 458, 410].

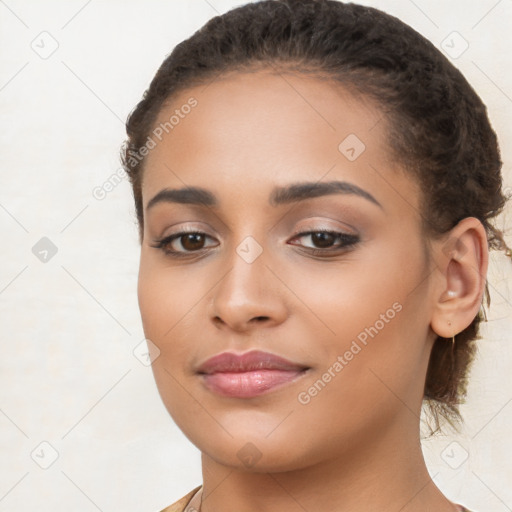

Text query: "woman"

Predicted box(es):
[121, 1, 510, 510]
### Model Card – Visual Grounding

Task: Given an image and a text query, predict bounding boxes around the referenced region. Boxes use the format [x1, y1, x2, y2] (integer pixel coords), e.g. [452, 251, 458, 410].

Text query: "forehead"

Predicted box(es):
[149, 69, 385, 156]
[140, 70, 418, 213]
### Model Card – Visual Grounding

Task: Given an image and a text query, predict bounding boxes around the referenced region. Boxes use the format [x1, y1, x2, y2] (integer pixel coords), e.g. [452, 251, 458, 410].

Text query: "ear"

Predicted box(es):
[430, 217, 489, 338]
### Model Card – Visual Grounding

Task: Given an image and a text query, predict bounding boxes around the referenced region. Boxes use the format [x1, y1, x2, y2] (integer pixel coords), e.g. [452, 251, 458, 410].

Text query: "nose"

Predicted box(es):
[209, 242, 289, 333]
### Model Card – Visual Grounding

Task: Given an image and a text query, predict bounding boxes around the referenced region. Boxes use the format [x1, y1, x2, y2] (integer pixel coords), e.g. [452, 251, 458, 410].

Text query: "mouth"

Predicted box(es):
[196, 350, 310, 398]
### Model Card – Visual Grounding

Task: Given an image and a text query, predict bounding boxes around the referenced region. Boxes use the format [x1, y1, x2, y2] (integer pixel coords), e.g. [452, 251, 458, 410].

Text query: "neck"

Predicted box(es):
[198, 413, 458, 512]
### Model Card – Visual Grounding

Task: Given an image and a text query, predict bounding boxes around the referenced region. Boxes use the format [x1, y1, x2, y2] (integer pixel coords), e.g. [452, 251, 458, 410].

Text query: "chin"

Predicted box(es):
[200, 435, 316, 474]
[172, 410, 325, 473]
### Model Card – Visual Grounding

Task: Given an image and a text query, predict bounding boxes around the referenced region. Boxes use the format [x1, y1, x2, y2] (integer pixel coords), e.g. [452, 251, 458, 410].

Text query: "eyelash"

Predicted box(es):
[150, 228, 360, 258]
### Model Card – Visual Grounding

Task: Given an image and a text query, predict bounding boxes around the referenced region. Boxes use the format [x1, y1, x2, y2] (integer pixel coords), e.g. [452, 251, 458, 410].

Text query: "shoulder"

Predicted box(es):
[158, 486, 202, 512]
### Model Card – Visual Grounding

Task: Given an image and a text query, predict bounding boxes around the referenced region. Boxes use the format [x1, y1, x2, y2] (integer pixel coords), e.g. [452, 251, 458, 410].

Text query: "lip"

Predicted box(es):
[197, 350, 310, 398]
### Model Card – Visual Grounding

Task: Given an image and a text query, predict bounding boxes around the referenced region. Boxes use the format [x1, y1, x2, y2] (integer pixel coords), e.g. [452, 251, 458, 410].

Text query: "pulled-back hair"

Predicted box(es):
[121, 0, 510, 433]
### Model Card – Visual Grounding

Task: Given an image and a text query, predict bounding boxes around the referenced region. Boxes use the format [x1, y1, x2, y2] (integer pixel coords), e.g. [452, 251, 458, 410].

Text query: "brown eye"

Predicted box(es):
[151, 231, 218, 256]
[311, 232, 336, 248]
[288, 230, 360, 254]
[180, 233, 206, 251]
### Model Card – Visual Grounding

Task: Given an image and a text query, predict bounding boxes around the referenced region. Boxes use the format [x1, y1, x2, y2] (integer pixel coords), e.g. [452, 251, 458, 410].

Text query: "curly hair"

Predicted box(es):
[121, 0, 510, 434]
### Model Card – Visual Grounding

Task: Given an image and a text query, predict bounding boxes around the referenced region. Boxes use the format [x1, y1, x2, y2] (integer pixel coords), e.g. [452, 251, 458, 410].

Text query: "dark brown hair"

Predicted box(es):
[121, 0, 510, 433]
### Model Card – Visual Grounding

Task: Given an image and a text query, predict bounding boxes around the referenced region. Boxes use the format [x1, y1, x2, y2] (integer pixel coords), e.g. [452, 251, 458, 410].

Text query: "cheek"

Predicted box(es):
[289, 241, 429, 398]
[137, 252, 224, 415]
[137, 259, 204, 426]
[137, 253, 209, 341]
[283, 244, 414, 342]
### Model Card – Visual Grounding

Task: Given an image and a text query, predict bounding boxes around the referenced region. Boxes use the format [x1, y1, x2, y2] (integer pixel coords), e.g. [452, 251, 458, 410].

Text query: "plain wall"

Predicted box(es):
[1, 1, 511, 511]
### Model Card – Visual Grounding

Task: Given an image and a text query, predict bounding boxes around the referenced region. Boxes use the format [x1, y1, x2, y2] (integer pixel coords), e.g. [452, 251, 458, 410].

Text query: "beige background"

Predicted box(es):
[0, 0, 511, 510]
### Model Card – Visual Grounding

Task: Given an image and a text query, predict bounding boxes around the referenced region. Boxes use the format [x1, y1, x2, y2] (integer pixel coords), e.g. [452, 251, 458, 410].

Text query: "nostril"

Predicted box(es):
[212, 315, 271, 328]
[253, 316, 270, 322]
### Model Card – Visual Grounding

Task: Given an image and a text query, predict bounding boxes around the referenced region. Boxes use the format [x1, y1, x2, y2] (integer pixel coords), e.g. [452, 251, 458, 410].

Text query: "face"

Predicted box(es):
[137, 70, 437, 472]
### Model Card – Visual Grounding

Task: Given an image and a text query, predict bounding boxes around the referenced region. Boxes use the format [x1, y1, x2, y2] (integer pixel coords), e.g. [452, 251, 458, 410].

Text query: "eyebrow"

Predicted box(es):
[145, 180, 383, 211]
[270, 181, 382, 209]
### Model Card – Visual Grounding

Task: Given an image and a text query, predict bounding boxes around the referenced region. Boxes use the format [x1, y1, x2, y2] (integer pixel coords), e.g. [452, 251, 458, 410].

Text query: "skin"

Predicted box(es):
[137, 70, 488, 512]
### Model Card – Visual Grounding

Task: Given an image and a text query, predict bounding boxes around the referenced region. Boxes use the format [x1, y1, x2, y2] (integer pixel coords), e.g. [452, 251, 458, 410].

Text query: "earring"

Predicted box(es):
[447, 320, 455, 353]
